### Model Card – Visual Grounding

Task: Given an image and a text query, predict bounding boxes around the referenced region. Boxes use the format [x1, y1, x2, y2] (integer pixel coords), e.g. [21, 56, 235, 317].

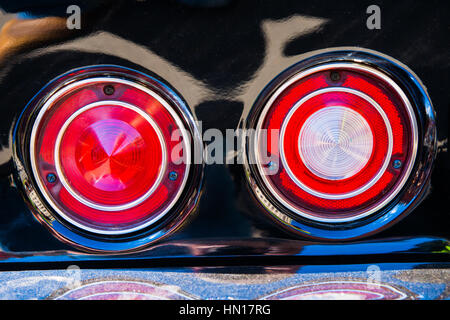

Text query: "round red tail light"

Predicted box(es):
[56, 102, 165, 211]
[244, 50, 436, 240]
[14, 66, 203, 252]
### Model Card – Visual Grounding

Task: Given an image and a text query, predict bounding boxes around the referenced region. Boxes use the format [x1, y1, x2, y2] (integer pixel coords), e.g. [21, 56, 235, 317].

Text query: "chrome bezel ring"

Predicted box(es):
[13, 65, 204, 252]
[242, 48, 436, 240]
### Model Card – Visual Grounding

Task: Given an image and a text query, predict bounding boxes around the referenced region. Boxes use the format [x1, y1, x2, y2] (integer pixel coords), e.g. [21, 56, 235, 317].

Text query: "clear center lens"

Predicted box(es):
[298, 106, 374, 180]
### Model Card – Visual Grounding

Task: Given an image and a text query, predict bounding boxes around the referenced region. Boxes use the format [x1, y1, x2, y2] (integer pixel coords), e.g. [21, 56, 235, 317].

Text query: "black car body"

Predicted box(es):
[0, 0, 448, 300]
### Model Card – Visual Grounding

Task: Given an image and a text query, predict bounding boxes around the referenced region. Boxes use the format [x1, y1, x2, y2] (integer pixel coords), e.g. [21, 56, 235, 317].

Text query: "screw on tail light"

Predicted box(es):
[243, 49, 436, 240]
[13, 65, 203, 252]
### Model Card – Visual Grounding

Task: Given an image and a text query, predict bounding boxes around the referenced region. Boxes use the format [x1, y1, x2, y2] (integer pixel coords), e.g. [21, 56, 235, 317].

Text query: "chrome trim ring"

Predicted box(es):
[278, 87, 394, 200]
[252, 62, 418, 223]
[30, 77, 192, 235]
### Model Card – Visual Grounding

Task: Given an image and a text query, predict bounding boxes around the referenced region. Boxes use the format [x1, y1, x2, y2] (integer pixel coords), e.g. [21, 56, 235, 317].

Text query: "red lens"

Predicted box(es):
[255, 63, 417, 222]
[58, 104, 164, 207]
[31, 78, 191, 234]
[280, 90, 390, 197]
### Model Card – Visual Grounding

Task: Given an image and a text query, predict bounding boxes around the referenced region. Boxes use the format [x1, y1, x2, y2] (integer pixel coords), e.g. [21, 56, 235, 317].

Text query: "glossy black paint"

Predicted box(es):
[0, 237, 448, 271]
[0, 0, 448, 264]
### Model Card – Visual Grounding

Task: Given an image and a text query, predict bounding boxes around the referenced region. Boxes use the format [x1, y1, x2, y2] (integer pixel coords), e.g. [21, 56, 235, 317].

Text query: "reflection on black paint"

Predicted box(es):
[0, 0, 447, 252]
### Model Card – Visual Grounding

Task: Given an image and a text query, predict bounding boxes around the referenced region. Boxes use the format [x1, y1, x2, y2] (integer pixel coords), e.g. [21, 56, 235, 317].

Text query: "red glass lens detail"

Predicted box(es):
[281, 90, 390, 196]
[32, 79, 190, 234]
[58, 104, 164, 206]
[256, 65, 416, 221]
